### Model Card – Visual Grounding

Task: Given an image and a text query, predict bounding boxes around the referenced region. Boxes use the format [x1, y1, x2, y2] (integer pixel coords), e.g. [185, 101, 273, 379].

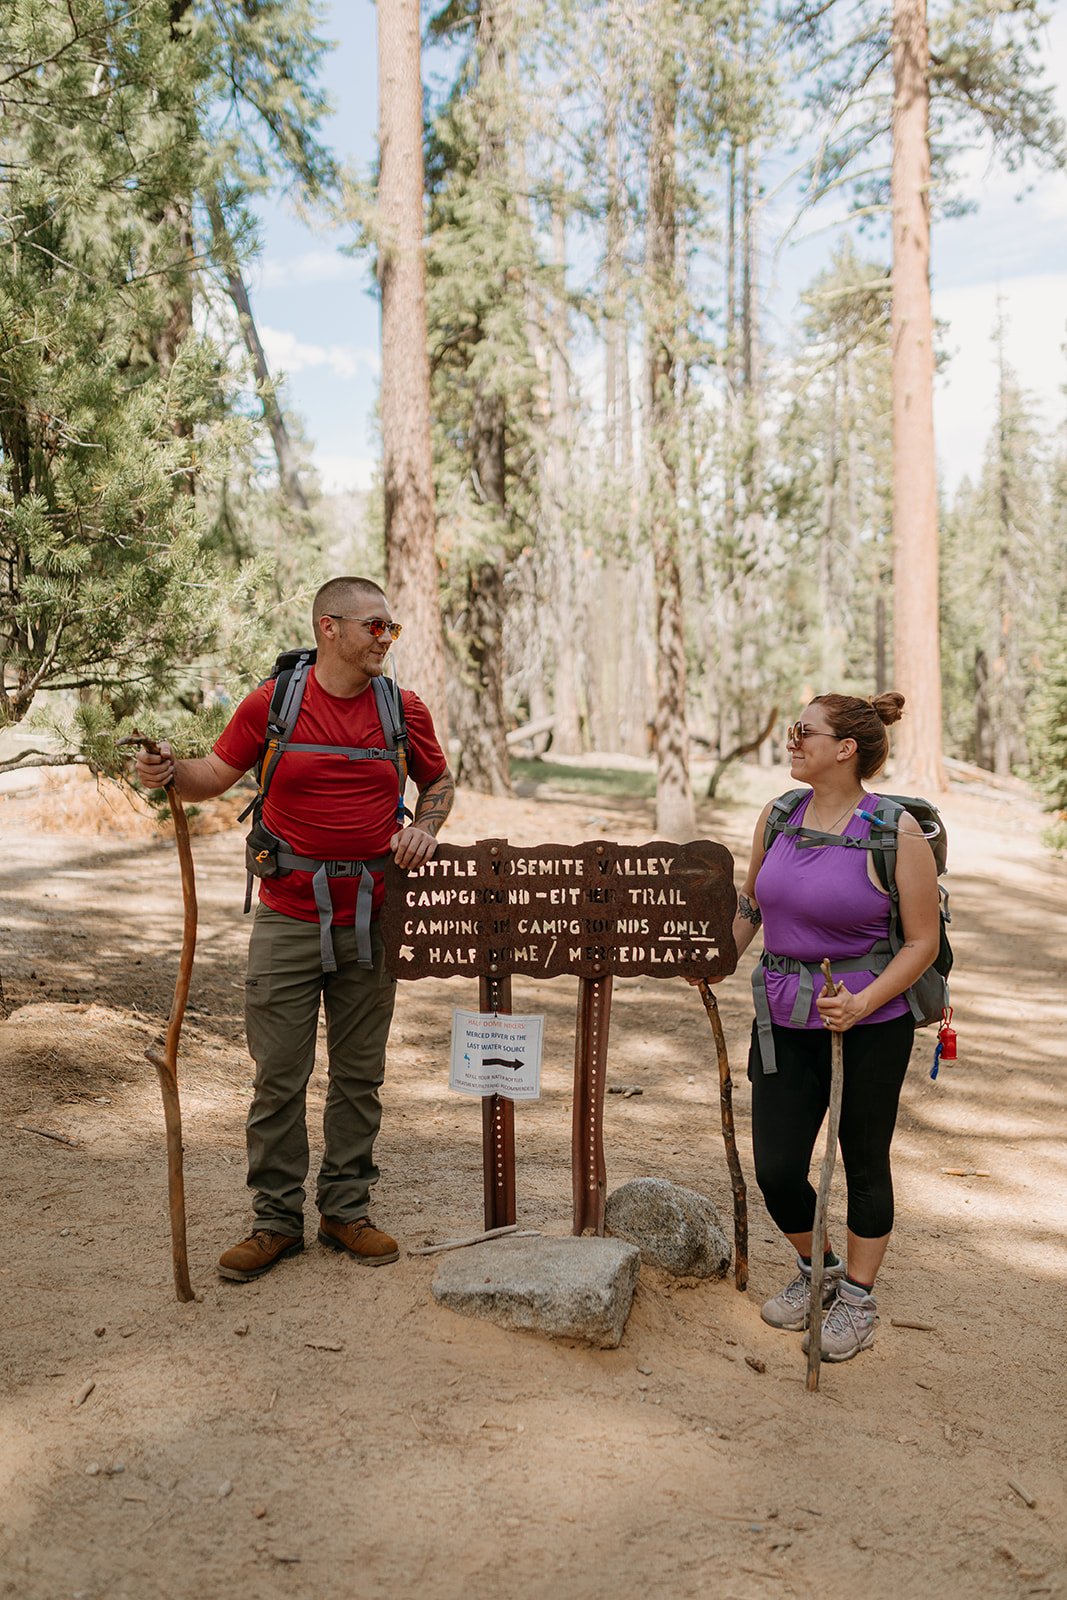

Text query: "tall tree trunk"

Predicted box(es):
[646, 40, 696, 841]
[206, 192, 309, 515]
[605, 104, 622, 474]
[741, 141, 755, 399]
[377, 0, 450, 746]
[739, 137, 770, 742]
[890, 0, 945, 792]
[723, 137, 738, 550]
[507, 48, 554, 749]
[154, 199, 194, 385]
[547, 188, 583, 754]
[991, 317, 1023, 776]
[449, 0, 514, 794]
[152, 0, 195, 463]
[457, 336, 512, 775]
[457, 559, 512, 793]
[974, 647, 992, 766]
[458, 386, 512, 793]
[591, 9, 642, 754]
[594, 76, 625, 755]
[603, 17, 630, 479]
[819, 369, 840, 682]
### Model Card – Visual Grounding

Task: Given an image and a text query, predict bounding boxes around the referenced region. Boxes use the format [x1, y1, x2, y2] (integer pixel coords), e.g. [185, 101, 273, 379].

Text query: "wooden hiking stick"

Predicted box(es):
[697, 980, 748, 1291]
[119, 734, 196, 1302]
[807, 957, 845, 1391]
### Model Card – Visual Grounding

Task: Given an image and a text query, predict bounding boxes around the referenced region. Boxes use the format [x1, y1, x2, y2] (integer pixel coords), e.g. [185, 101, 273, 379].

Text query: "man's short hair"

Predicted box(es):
[312, 577, 388, 633]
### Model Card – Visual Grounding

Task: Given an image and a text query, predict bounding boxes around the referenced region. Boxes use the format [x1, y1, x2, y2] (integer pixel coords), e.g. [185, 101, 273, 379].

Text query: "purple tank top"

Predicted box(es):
[755, 792, 910, 1029]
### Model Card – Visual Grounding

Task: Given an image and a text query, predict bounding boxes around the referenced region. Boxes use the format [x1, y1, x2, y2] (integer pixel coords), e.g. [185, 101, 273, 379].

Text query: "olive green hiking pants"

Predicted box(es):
[244, 907, 397, 1235]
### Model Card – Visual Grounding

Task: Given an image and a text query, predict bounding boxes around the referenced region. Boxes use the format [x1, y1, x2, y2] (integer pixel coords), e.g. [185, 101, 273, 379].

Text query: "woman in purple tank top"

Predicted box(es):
[704, 692, 940, 1363]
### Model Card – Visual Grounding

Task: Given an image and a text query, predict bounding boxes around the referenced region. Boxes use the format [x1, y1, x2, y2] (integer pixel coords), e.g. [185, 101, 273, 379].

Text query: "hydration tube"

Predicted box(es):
[855, 807, 942, 844]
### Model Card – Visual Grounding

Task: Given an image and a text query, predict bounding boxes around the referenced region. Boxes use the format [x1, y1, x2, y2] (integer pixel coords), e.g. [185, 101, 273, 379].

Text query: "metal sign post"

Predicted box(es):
[382, 837, 738, 1237]
[479, 969, 515, 1231]
[571, 973, 613, 1235]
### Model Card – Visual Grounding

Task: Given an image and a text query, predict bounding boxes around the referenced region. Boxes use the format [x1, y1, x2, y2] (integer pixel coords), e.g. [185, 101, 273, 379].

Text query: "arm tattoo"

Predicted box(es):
[738, 893, 762, 928]
[413, 767, 456, 837]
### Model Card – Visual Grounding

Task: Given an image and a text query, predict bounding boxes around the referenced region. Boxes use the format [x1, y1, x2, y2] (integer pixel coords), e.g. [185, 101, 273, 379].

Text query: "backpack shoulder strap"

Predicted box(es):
[267, 652, 313, 739]
[763, 788, 809, 853]
[371, 674, 407, 751]
[237, 651, 314, 824]
[864, 796, 905, 895]
[371, 674, 412, 820]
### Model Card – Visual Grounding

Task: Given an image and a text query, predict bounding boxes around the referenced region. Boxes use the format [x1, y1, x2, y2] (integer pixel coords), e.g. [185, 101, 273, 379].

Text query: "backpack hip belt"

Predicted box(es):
[274, 851, 393, 974]
[752, 943, 894, 1074]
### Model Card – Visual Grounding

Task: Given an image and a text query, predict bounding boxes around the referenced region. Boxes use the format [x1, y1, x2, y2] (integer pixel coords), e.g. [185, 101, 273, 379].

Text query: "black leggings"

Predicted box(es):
[747, 1015, 915, 1240]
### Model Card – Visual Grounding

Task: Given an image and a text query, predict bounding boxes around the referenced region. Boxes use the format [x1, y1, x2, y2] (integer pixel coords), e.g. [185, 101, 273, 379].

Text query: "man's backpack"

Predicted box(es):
[762, 788, 952, 1028]
[236, 646, 411, 971]
[238, 647, 410, 834]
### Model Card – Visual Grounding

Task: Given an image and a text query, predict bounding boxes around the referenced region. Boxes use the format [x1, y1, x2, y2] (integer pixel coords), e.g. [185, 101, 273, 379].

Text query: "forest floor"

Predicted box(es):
[0, 756, 1065, 1600]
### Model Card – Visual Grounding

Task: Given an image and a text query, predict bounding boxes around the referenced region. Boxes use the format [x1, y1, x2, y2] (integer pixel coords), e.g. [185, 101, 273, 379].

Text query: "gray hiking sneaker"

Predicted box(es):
[760, 1256, 844, 1331]
[802, 1280, 879, 1362]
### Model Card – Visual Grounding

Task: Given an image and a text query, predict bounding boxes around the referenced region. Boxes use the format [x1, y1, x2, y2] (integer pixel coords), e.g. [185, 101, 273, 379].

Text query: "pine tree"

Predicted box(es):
[774, 241, 894, 696]
[789, 0, 1065, 792]
[424, 0, 544, 792]
[1, 3, 240, 754]
[942, 316, 1048, 773]
[889, 0, 943, 790]
[0, 0, 338, 769]
[1024, 386, 1067, 823]
[644, 8, 697, 839]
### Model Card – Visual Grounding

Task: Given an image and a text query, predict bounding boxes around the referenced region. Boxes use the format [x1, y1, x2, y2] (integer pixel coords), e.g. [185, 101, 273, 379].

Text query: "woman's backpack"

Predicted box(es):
[762, 789, 952, 1027]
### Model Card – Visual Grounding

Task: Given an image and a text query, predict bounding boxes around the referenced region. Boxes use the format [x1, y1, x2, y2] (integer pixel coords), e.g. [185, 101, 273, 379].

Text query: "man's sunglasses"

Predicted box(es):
[324, 615, 403, 640]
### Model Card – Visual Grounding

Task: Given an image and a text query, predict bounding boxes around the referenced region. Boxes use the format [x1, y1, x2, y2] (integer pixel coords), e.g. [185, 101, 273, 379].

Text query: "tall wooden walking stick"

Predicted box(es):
[807, 957, 845, 1390]
[119, 734, 196, 1302]
[697, 980, 748, 1291]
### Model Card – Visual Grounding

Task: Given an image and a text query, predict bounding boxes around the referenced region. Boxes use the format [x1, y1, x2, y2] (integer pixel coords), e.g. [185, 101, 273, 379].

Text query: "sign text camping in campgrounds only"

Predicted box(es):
[380, 838, 738, 982]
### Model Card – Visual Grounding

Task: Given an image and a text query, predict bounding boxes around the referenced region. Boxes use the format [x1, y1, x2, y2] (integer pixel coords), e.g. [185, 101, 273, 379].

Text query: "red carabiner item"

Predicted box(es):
[938, 1006, 957, 1061]
[930, 1007, 956, 1080]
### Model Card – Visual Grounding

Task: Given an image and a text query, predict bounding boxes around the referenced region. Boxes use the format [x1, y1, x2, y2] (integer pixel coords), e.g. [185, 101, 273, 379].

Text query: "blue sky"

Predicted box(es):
[248, 2, 1067, 498]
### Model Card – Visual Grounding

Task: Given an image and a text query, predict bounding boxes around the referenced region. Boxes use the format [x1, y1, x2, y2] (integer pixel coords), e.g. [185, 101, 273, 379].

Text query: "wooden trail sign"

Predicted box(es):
[381, 838, 739, 1236]
[381, 838, 737, 981]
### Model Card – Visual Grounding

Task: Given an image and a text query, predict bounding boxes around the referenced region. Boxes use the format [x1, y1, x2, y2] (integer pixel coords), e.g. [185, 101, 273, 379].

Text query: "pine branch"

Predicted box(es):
[0, 749, 83, 777]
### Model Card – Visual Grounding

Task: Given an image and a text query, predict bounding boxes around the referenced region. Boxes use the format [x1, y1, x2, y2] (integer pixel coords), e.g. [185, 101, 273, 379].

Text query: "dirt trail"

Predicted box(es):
[1, 765, 1065, 1600]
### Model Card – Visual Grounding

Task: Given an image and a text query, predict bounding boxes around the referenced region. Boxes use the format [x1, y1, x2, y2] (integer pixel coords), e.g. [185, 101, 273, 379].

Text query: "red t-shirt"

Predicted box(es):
[215, 669, 447, 924]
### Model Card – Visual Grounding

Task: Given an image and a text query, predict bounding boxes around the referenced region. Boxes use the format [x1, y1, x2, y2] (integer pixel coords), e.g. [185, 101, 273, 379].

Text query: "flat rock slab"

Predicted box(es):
[605, 1177, 731, 1279]
[432, 1236, 641, 1348]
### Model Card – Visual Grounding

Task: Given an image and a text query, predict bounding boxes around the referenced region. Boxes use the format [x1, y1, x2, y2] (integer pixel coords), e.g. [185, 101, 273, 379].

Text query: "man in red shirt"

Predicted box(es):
[135, 577, 454, 1281]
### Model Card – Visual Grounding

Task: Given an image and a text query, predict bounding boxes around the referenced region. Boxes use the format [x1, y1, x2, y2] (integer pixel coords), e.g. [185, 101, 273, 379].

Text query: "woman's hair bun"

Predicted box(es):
[870, 691, 905, 727]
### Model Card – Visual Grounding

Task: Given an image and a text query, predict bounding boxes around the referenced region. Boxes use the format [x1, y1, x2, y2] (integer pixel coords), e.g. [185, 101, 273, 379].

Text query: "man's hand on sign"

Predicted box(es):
[390, 824, 440, 870]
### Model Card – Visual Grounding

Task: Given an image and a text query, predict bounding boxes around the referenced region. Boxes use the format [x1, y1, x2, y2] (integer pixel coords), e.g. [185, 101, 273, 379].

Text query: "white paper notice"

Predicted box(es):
[449, 1010, 544, 1101]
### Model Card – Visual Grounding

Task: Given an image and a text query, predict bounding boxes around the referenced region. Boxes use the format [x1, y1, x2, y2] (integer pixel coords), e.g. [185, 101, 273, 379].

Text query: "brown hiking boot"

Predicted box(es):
[318, 1215, 399, 1265]
[218, 1229, 304, 1282]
